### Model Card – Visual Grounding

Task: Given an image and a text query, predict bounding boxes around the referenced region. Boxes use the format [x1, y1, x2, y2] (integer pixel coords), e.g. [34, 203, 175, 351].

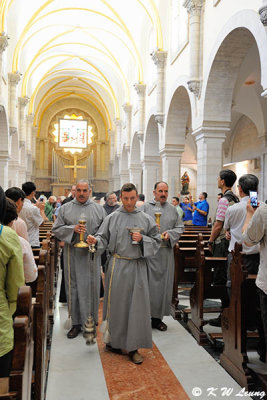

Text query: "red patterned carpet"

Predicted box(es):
[96, 303, 189, 400]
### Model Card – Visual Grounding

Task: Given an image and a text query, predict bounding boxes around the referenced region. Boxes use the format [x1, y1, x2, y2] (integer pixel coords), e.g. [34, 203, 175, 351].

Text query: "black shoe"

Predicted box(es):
[105, 344, 122, 354]
[208, 314, 221, 327]
[67, 325, 81, 339]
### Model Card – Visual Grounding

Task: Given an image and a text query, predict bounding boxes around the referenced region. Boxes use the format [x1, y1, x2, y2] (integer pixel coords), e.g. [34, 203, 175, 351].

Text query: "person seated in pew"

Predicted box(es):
[5, 187, 29, 241]
[0, 187, 25, 378]
[243, 201, 267, 364]
[4, 198, 38, 283]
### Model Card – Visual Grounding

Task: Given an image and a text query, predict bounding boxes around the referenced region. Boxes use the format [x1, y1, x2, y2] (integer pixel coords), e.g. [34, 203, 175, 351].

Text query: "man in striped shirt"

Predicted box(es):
[208, 169, 239, 326]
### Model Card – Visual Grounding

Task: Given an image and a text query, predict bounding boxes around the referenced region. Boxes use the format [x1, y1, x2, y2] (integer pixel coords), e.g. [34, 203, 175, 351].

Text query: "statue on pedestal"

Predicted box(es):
[181, 171, 190, 195]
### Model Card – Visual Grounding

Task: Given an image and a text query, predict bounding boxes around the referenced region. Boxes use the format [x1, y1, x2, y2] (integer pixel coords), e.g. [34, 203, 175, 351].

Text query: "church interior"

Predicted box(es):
[1, 0, 267, 399]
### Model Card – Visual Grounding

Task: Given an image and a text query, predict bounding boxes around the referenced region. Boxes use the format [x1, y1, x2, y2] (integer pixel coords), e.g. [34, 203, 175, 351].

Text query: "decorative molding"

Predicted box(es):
[18, 96, 30, 108]
[187, 80, 201, 97]
[151, 50, 168, 68]
[9, 127, 17, 136]
[183, 0, 203, 16]
[122, 103, 132, 114]
[259, 3, 267, 26]
[0, 34, 8, 53]
[155, 113, 165, 126]
[8, 71, 21, 85]
[136, 130, 144, 143]
[134, 83, 146, 96]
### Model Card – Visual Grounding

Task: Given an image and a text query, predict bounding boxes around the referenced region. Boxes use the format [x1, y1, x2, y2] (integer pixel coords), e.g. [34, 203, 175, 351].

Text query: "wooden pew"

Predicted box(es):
[3, 286, 33, 400]
[220, 243, 260, 391]
[32, 261, 48, 400]
[187, 234, 228, 345]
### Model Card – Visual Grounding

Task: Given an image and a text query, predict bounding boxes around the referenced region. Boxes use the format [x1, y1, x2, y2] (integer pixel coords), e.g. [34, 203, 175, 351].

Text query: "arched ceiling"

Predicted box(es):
[1, 0, 163, 132]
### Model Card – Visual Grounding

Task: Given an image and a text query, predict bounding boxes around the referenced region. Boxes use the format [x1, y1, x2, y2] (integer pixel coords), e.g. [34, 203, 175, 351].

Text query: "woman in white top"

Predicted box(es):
[4, 197, 38, 283]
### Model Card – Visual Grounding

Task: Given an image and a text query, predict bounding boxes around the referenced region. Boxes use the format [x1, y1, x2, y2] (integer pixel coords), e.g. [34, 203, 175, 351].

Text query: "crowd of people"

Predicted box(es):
[1, 169, 267, 374]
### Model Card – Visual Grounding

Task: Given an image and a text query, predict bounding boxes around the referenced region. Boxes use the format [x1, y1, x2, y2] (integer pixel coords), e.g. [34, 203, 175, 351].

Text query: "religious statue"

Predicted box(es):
[181, 171, 190, 195]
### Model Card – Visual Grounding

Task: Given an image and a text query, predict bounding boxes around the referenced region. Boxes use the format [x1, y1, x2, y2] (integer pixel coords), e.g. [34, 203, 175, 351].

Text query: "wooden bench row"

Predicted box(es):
[172, 231, 265, 392]
[1, 224, 59, 400]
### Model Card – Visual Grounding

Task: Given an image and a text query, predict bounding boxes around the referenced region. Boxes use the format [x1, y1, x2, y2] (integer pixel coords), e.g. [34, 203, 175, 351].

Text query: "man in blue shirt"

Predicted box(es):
[192, 192, 209, 226]
[180, 196, 193, 225]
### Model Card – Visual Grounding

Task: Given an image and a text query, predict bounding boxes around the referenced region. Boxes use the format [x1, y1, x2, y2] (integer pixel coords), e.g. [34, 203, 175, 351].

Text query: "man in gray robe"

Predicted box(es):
[142, 181, 184, 331]
[52, 180, 105, 339]
[87, 183, 161, 364]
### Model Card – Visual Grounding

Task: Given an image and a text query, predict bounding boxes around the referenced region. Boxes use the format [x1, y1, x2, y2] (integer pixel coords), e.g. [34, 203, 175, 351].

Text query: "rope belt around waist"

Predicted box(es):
[112, 253, 141, 260]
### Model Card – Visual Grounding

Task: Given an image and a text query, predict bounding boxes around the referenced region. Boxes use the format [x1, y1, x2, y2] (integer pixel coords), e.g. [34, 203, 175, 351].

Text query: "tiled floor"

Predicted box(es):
[45, 278, 257, 400]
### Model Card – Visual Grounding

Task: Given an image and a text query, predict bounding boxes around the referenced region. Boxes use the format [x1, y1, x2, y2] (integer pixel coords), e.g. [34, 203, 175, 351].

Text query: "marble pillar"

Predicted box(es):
[134, 83, 146, 142]
[142, 156, 160, 201]
[0, 34, 8, 91]
[151, 50, 167, 126]
[193, 124, 228, 217]
[122, 103, 132, 151]
[183, 0, 203, 96]
[8, 72, 21, 131]
[114, 119, 122, 156]
[160, 146, 184, 197]
[129, 164, 142, 193]
[0, 152, 9, 189]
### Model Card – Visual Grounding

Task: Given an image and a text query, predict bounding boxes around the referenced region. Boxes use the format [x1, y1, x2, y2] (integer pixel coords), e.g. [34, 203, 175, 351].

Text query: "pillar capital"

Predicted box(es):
[134, 83, 146, 96]
[183, 0, 203, 16]
[114, 118, 122, 128]
[259, 2, 267, 26]
[9, 127, 17, 136]
[8, 71, 21, 85]
[18, 96, 30, 108]
[192, 123, 230, 142]
[0, 33, 8, 53]
[160, 144, 184, 158]
[151, 50, 167, 68]
[122, 103, 132, 114]
[187, 80, 201, 97]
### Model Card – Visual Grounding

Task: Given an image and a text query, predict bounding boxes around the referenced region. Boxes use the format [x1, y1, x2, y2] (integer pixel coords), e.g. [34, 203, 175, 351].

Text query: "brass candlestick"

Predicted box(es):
[83, 315, 96, 345]
[154, 207, 164, 239]
[127, 227, 144, 245]
[74, 219, 89, 248]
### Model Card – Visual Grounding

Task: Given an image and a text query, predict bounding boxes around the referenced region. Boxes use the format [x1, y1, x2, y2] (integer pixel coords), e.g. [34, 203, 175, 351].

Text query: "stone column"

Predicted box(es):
[44, 138, 49, 174]
[114, 119, 122, 156]
[134, 83, 146, 142]
[151, 51, 168, 126]
[129, 164, 142, 192]
[142, 156, 160, 200]
[109, 161, 114, 191]
[31, 126, 38, 180]
[122, 103, 132, 151]
[160, 145, 184, 197]
[259, 134, 267, 202]
[0, 34, 8, 87]
[193, 124, 228, 217]
[120, 170, 130, 186]
[18, 97, 29, 145]
[8, 72, 21, 132]
[0, 151, 9, 189]
[108, 129, 115, 162]
[183, 0, 203, 96]
[8, 159, 19, 187]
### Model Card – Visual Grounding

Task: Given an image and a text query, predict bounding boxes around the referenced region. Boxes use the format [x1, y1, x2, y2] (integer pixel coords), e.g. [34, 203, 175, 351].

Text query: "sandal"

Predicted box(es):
[151, 318, 167, 331]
